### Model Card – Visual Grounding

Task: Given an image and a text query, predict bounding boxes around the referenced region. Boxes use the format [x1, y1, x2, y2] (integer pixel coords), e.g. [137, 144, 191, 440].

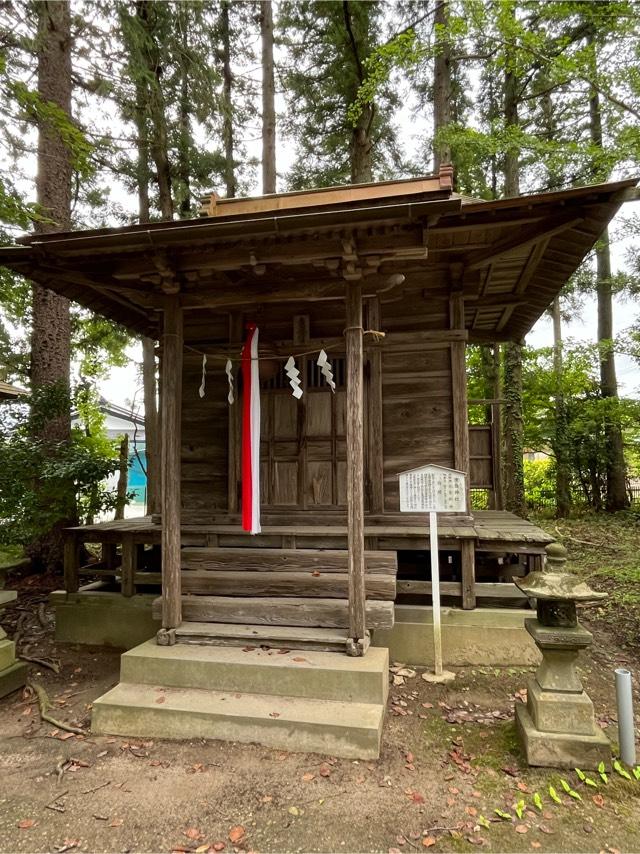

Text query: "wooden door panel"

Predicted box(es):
[306, 460, 333, 505]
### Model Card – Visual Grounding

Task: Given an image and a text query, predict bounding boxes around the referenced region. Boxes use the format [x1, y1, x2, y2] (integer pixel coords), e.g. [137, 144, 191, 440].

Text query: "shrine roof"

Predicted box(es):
[0, 172, 636, 342]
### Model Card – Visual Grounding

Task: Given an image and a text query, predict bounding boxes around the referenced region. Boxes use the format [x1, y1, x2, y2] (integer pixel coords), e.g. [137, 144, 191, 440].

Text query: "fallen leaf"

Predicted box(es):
[538, 824, 554, 835]
[212, 844, 226, 852]
[531, 842, 541, 849]
[185, 829, 203, 841]
[319, 763, 331, 777]
[17, 819, 35, 830]
[269, 712, 280, 718]
[242, 646, 256, 652]
[228, 826, 245, 844]
[465, 806, 478, 817]
[389, 849, 403, 854]
[502, 765, 519, 777]
[292, 657, 308, 663]
[515, 825, 528, 834]
[196, 846, 211, 853]
[422, 837, 436, 848]
[155, 696, 166, 704]
[277, 648, 291, 654]
[311, 571, 321, 577]
[109, 819, 124, 828]
[592, 794, 605, 808]
[302, 772, 315, 782]
[421, 702, 434, 709]
[410, 791, 425, 804]
[448, 787, 460, 795]
[516, 781, 529, 793]
[466, 836, 485, 846]
[288, 806, 302, 816]
[405, 751, 414, 763]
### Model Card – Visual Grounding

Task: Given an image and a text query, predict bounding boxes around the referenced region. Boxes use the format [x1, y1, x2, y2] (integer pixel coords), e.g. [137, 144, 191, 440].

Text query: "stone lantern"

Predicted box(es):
[514, 542, 611, 769]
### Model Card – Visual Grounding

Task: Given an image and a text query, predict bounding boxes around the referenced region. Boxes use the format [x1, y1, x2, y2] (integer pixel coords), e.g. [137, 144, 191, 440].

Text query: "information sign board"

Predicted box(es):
[399, 464, 466, 514]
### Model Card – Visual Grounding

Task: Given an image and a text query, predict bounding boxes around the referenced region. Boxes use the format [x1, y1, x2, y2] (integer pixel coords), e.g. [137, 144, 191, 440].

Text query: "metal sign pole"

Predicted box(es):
[423, 509, 455, 684]
[430, 510, 443, 676]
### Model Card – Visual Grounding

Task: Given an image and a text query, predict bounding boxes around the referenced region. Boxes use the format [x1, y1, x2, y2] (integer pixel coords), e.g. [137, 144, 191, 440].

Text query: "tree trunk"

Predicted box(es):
[135, 80, 160, 517]
[433, 0, 452, 171]
[115, 434, 129, 520]
[551, 297, 571, 517]
[28, 0, 75, 571]
[260, 0, 276, 194]
[344, 0, 373, 184]
[177, 4, 192, 218]
[221, 0, 236, 198]
[587, 44, 627, 510]
[500, 19, 525, 517]
[503, 341, 526, 517]
[137, 0, 173, 219]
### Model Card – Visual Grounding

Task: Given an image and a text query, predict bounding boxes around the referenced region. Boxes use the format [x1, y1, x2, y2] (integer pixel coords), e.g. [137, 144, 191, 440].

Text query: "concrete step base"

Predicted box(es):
[120, 639, 389, 704]
[0, 660, 28, 700]
[92, 682, 384, 759]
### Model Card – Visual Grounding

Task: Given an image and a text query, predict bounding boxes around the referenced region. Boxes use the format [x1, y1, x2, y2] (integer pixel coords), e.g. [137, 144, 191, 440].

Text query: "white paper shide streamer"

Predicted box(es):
[317, 349, 336, 393]
[198, 354, 207, 398]
[284, 356, 303, 399]
[225, 358, 235, 404]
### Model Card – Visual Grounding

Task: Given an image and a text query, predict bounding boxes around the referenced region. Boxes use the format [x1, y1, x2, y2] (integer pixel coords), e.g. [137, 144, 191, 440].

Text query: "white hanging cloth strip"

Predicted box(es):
[225, 358, 235, 404]
[317, 349, 336, 392]
[198, 354, 207, 398]
[284, 356, 303, 399]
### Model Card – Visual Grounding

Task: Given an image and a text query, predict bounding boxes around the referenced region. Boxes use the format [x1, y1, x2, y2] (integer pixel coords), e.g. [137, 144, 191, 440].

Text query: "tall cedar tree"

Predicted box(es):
[29, 0, 76, 569]
[280, 0, 401, 189]
[261, 0, 276, 194]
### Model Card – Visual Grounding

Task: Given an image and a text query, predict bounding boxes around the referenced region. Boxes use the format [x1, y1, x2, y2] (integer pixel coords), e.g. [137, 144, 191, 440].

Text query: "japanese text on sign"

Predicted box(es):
[399, 465, 466, 513]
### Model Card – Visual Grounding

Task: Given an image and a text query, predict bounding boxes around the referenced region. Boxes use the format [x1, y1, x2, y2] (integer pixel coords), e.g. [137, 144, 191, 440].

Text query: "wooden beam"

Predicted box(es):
[160, 294, 183, 637]
[121, 534, 137, 598]
[345, 281, 367, 653]
[464, 216, 582, 272]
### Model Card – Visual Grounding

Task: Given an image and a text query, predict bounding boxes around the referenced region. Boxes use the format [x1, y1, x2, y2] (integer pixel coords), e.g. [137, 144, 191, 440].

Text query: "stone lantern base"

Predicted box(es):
[515, 618, 611, 770]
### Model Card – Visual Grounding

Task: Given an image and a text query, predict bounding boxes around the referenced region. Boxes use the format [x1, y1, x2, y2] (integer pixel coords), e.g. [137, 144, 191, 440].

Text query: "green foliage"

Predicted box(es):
[524, 459, 556, 509]
[0, 386, 121, 545]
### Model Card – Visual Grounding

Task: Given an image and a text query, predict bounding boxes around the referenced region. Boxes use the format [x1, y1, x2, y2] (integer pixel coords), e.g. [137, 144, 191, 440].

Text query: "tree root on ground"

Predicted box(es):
[29, 682, 86, 735]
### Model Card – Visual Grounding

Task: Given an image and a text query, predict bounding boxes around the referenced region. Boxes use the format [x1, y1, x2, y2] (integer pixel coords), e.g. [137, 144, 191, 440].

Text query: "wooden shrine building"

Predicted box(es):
[0, 171, 635, 755]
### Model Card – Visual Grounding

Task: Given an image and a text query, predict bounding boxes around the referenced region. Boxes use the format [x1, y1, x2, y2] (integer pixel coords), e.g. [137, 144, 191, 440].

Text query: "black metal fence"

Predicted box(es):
[470, 486, 640, 513]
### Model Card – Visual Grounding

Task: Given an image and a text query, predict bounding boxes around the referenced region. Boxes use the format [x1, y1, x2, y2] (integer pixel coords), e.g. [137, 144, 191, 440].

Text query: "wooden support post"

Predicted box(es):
[160, 294, 183, 638]
[365, 296, 384, 513]
[460, 539, 476, 609]
[63, 533, 79, 594]
[450, 290, 470, 513]
[121, 534, 137, 598]
[345, 282, 367, 655]
[102, 542, 117, 571]
[228, 312, 243, 514]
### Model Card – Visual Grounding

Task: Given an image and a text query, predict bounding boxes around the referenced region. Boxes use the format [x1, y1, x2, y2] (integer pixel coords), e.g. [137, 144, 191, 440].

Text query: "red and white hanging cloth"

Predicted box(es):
[241, 323, 261, 534]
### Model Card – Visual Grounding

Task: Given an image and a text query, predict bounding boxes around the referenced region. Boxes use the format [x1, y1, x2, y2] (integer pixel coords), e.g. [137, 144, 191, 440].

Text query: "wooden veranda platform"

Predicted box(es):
[64, 510, 553, 612]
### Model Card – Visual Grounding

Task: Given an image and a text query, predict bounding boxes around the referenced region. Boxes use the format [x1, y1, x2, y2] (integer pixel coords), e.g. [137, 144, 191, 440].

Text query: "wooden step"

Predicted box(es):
[173, 622, 351, 652]
[180, 547, 398, 575]
[152, 595, 394, 629]
[180, 569, 395, 599]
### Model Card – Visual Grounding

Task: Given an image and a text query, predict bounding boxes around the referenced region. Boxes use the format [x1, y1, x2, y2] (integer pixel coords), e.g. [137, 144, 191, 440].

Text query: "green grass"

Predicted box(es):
[0, 544, 24, 569]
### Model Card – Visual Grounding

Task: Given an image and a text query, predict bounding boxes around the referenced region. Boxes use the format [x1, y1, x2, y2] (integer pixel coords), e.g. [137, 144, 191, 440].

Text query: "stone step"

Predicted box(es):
[92, 682, 384, 760]
[120, 639, 389, 705]
[174, 621, 350, 652]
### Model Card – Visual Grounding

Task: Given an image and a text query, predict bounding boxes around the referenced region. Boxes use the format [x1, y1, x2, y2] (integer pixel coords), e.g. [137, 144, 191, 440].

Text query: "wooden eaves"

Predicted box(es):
[0, 174, 635, 344]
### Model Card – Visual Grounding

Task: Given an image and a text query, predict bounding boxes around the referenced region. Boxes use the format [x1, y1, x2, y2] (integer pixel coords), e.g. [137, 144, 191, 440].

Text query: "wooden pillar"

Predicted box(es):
[364, 296, 384, 514]
[345, 282, 367, 655]
[63, 532, 79, 594]
[120, 533, 137, 598]
[159, 294, 183, 640]
[450, 289, 476, 608]
[227, 312, 243, 515]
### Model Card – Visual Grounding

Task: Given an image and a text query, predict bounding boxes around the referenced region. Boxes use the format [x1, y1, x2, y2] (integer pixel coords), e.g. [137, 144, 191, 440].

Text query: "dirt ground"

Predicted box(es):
[1, 517, 640, 854]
